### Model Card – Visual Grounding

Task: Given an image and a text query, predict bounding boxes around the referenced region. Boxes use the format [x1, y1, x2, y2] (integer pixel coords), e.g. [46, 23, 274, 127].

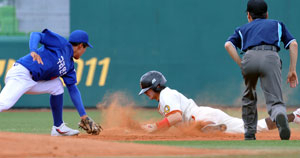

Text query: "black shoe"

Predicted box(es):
[276, 113, 291, 140]
[244, 133, 256, 140]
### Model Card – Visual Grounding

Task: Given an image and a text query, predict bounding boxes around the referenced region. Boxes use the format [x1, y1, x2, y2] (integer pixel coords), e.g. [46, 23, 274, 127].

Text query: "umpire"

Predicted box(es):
[225, 0, 298, 140]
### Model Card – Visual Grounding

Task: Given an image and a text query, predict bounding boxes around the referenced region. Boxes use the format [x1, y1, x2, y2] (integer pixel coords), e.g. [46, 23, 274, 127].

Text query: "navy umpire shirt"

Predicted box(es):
[227, 19, 295, 52]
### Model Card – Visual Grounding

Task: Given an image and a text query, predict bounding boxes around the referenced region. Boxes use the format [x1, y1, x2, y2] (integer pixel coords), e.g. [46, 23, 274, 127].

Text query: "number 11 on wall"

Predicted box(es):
[76, 57, 111, 87]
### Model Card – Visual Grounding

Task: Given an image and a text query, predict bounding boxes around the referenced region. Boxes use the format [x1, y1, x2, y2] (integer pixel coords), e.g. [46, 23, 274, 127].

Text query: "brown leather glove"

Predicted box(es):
[78, 117, 103, 135]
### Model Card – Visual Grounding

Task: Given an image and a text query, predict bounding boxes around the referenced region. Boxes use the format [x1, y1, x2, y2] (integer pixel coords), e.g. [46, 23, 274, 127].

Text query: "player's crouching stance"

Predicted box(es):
[0, 29, 102, 136]
[138, 71, 300, 134]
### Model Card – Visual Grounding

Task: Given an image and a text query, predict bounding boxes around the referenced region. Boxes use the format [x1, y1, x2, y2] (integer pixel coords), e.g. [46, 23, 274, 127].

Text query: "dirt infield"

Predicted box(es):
[1, 94, 299, 157]
[0, 132, 257, 158]
[1, 129, 300, 158]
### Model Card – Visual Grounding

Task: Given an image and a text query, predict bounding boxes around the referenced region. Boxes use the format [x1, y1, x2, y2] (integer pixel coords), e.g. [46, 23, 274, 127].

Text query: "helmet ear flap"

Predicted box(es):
[152, 84, 161, 92]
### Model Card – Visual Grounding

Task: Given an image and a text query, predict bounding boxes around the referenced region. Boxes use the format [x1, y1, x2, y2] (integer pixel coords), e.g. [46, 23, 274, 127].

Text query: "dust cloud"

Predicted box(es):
[97, 92, 142, 130]
[95, 92, 230, 139]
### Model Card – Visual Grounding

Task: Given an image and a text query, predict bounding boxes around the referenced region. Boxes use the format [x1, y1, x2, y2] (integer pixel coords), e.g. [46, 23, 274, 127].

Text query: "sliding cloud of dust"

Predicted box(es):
[97, 92, 142, 130]
[95, 92, 232, 140]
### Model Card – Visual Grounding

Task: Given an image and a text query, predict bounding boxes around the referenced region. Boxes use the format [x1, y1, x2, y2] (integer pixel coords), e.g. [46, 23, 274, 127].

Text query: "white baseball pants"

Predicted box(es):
[0, 63, 64, 112]
[193, 106, 268, 134]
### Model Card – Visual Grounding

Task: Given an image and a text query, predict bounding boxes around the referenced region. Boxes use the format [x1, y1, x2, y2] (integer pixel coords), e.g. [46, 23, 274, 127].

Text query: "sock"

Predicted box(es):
[50, 94, 64, 127]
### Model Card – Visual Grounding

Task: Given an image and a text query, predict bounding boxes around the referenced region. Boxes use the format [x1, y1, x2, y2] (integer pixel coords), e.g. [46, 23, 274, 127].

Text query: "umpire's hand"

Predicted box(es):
[287, 71, 298, 88]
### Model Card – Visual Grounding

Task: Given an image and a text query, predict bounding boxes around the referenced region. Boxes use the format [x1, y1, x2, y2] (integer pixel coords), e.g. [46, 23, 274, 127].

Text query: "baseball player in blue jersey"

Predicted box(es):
[225, 0, 298, 140]
[0, 29, 102, 136]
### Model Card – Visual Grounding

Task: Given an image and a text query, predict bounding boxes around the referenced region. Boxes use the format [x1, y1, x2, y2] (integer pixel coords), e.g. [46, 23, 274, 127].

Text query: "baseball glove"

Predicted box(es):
[78, 116, 103, 135]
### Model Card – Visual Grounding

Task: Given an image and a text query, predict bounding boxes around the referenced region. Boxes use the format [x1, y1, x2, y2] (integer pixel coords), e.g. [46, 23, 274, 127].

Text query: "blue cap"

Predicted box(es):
[69, 30, 93, 48]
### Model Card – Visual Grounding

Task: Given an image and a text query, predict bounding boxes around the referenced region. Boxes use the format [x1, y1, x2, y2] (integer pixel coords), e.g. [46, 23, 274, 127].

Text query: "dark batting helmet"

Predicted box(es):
[138, 71, 167, 95]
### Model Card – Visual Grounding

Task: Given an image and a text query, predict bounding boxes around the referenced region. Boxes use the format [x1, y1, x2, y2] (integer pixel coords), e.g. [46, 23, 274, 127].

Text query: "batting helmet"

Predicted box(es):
[138, 71, 167, 95]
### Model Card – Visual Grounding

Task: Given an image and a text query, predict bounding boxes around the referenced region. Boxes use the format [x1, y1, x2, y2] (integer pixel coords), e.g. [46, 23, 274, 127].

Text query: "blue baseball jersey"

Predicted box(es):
[227, 19, 295, 52]
[17, 29, 77, 85]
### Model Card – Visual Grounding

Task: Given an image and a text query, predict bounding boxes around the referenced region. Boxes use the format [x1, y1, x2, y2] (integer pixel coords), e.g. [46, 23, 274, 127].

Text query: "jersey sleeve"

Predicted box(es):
[226, 28, 242, 50]
[29, 32, 45, 52]
[40, 29, 68, 48]
[62, 68, 77, 86]
[160, 93, 182, 117]
[280, 22, 295, 49]
[66, 84, 87, 117]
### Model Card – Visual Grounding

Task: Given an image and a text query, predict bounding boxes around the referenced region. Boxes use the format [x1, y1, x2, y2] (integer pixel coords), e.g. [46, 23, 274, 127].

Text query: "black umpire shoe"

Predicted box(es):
[244, 133, 256, 140]
[276, 113, 291, 140]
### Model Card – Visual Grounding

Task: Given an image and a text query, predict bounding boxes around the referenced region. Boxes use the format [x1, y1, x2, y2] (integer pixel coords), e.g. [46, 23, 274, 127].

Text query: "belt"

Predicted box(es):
[248, 45, 278, 52]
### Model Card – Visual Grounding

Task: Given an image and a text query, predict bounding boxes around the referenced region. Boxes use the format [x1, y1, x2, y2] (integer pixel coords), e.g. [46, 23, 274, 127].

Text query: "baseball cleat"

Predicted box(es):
[51, 123, 80, 136]
[276, 113, 290, 140]
[293, 108, 300, 124]
[201, 124, 227, 133]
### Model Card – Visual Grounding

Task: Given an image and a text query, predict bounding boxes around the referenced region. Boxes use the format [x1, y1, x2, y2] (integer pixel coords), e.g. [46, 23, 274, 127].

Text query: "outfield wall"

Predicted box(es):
[1, 0, 300, 108]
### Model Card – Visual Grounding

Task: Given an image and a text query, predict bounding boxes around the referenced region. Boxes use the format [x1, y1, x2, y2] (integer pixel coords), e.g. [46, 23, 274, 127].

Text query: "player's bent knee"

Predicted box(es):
[0, 101, 14, 112]
[49, 79, 64, 95]
[51, 85, 64, 95]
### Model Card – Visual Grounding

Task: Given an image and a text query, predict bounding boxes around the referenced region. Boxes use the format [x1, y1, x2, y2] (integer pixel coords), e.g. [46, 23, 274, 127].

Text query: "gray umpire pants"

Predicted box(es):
[240, 49, 287, 135]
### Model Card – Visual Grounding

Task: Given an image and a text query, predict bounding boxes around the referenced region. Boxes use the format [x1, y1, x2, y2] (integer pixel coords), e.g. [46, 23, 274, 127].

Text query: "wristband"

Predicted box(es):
[155, 117, 170, 129]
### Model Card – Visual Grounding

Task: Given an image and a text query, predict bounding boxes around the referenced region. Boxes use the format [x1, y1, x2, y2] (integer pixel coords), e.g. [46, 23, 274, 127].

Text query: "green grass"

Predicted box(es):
[192, 154, 300, 158]
[0, 108, 159, 134]
[0, 109, 101, 134]
[134, 140, 300, 149]
[133, 140, 300, 158]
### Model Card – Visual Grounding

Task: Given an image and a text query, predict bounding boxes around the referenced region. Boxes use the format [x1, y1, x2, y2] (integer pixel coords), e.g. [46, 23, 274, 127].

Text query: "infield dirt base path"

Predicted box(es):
[0, 129, 300, 158]
[2, 130, 299, 158]
[0, 132, 252, 158]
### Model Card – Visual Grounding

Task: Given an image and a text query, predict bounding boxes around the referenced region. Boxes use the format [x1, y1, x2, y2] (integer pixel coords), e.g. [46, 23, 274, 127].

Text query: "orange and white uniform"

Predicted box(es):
[158, 87, 268, 133]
